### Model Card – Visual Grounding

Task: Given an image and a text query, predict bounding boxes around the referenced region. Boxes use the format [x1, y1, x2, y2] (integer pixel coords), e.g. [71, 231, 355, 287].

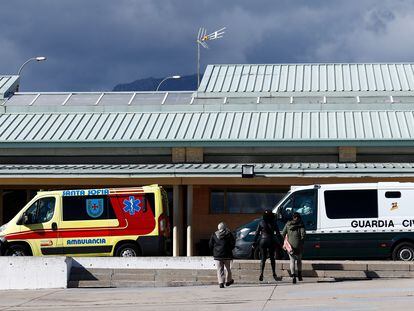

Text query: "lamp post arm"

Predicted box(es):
[17, 58, 36, 76]
[156, 77, 172, 92]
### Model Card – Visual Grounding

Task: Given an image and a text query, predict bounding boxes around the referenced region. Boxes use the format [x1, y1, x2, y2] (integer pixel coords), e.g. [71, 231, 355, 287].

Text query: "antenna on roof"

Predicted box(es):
[196, 27, 226, 88]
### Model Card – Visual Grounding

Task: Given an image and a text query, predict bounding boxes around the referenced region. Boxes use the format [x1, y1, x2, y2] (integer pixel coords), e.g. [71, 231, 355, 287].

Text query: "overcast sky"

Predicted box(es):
[1, 0, 414, 91]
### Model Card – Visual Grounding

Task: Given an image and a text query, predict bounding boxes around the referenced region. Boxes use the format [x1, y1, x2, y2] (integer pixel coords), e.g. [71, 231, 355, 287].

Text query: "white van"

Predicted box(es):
[234, 182, 414, 261]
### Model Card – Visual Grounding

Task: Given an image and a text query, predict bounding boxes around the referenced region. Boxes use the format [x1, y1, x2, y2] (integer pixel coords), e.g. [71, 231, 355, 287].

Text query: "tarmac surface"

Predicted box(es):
[1, 278, 414, 311]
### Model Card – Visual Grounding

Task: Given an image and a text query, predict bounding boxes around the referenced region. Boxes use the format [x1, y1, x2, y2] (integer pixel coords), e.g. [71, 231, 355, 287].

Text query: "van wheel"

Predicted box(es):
[392, 242, 414, 261]
[5, 244, 31, 256]
[115, 243, 140, 257]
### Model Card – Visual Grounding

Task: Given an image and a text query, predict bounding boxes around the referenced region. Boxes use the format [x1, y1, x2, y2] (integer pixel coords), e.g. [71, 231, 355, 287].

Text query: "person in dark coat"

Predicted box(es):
[209, 222, 236, 288]
[282, 212, 306, 284]
[253, 209, 283, 281]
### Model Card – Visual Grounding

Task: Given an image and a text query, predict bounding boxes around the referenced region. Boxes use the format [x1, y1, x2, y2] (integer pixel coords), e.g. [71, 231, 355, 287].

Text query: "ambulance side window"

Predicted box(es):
[63, 196, 116, 221]
[24, 197, 56, 224]
[145, 193, 156, 215]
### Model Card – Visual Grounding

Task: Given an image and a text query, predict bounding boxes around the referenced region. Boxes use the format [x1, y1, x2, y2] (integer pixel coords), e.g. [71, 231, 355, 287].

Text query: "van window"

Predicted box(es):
[63, 196, 116, 221]
[145, 193, 156, 215]
[25, 197, 56, 224]
[324, 190, 378, 219]
[279, 189, 317, 230]
[385, 191, 401, 198]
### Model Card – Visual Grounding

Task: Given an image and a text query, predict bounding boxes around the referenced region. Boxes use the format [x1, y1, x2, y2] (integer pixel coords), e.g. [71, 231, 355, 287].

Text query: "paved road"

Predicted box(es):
[1, 278, 414, 311]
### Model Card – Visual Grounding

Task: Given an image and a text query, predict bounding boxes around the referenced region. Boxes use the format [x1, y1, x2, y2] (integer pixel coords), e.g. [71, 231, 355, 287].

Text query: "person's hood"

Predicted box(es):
[215, 228, 231, 239]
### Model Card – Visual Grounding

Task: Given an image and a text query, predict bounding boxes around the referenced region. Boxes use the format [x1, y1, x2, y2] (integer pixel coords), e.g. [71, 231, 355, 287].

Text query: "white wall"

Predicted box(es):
[0, 257, 71, 290]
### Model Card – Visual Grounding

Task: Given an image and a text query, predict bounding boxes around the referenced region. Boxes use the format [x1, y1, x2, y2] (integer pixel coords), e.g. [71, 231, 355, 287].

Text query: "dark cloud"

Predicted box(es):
[0, 0, 413, 91]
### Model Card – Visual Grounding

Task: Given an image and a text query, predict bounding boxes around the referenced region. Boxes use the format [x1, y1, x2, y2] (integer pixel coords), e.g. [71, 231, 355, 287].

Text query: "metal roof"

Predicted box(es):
[0, 163, 414, 178]
[198, 63, 414, 95]
[4, 92, 414, 114]
[0, 76, 19, 99]
[0, 110, 413, 147]
[4, 91, 194, 107]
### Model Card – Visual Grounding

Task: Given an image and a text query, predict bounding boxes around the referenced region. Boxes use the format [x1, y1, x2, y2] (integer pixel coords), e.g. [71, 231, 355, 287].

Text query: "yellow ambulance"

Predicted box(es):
[0, 185, 170, 257]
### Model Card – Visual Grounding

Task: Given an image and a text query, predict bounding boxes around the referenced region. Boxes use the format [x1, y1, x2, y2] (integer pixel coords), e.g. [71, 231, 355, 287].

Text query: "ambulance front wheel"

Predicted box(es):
[392, 242, 414, 261]
[5, 244, 31, 256]
[115, 243, 141, 257]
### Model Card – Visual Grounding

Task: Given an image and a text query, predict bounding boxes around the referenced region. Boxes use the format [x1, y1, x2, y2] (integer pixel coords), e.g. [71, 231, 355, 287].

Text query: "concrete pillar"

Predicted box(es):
[173, 185, 183, 257]
[172, 147, 186, 163]
[0, 189, 3, 225]
[186, 147, 203, 163]
[339, 146, 357, 162]
[186, 185, 193, 257]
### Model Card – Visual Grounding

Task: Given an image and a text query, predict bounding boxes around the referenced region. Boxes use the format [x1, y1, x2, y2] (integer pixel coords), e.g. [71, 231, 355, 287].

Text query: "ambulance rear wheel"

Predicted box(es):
[392, 242, 414, 261]
[5, 244, 31, 256]
[115, 243, 140, 257]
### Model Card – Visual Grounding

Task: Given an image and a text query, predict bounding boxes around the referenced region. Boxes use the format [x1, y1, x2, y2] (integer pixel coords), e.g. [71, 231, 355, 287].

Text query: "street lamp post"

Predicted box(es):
[16, 56, 47, 92]
[17, 56, 47, 76]
[156, 75, 181, 91]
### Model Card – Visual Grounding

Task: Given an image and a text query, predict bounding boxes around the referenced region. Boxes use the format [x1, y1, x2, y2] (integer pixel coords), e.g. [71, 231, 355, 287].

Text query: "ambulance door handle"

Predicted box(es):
[51, 222, 58, 231]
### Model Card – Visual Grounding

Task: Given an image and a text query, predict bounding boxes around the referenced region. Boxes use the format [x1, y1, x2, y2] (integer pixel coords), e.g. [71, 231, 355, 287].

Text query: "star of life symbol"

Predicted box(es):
[123, 196, 141, 216]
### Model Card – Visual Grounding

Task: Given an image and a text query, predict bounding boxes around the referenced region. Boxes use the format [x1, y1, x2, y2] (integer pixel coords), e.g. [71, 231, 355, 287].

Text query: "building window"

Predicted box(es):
[63, 195, 116, 221]
[324, 189, 378, 219]
[210, 189, 286, 214]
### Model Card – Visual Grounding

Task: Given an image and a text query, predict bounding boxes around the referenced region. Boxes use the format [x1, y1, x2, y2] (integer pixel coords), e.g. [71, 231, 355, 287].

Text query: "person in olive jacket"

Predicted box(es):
[253, 210, 283, 281]
[282, 212, 306, 284]
[209, 222, 236, 288]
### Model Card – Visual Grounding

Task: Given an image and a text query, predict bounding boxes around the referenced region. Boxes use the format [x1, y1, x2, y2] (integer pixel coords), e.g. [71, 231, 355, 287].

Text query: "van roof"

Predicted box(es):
[291, 182, 414, 191]
[37, 185, 160, 196]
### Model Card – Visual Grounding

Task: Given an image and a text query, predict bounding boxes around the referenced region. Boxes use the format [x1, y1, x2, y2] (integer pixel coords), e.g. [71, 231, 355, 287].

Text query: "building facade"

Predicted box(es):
[1, 63, 414, 256]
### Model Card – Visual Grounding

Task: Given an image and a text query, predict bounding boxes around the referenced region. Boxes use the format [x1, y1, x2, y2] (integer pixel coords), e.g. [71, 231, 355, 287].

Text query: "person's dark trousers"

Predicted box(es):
[259, 239, 276, 278]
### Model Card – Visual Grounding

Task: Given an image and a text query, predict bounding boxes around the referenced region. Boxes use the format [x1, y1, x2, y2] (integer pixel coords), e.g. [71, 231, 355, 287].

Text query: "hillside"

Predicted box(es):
[113, 74, 199, 91]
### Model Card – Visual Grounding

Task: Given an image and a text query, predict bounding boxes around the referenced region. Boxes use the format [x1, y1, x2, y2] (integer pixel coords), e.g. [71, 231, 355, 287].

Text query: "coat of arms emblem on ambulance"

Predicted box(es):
[86, 198, 104, 218]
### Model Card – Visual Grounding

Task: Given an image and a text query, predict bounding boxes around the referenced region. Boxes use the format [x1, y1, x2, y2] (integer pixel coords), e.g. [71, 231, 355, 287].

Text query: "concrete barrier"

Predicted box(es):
[68, 258, 414, 288]
[71, 256, 216, 270]
[1, 257, 414, 290]
[0, 257, 72, 290]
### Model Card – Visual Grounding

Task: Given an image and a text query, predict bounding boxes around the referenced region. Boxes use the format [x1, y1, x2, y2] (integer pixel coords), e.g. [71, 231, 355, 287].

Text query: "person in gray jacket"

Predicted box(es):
[281, 212, 306, 284]
[209, 222, 236, 288]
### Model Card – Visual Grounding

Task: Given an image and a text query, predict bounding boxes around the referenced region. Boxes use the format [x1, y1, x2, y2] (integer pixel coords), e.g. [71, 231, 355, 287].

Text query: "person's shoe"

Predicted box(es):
[225, 279, 234, 287]
[259, 274, 263, 281]
[219, 283, 224, 288]
[298, 272, 303, 281]
[292, 275, 297, 284]
[273, 274, 278, 281]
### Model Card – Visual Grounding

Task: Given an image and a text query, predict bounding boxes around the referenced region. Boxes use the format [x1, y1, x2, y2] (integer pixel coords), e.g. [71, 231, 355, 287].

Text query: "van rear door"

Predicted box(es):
[112, 193, 157, 236]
